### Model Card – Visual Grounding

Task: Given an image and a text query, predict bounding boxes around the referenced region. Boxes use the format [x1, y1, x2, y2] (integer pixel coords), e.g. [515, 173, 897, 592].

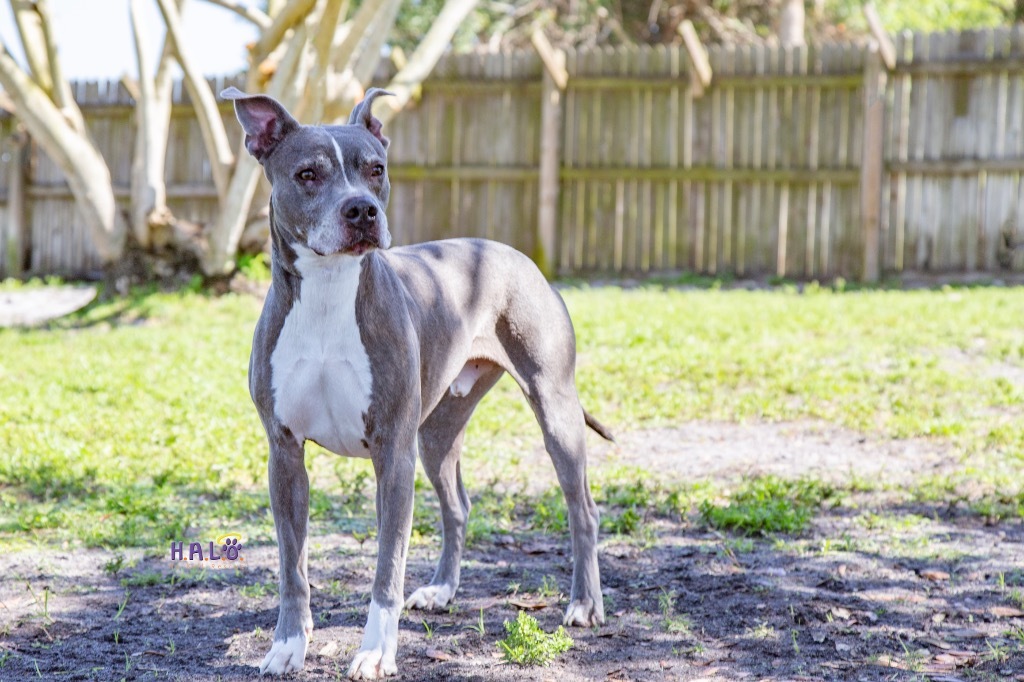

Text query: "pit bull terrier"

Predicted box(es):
[221, 86, 611, 679]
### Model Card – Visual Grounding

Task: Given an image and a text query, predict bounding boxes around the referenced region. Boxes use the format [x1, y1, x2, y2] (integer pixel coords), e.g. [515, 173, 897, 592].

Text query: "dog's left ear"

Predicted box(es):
[349, 88, 394, 150]
[221, 87, 300, 163]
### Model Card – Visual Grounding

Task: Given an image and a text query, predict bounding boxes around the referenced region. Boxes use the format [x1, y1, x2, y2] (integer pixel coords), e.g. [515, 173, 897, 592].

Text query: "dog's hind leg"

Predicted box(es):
[405, 362, 504, 612]
[527, 377, 605, 627]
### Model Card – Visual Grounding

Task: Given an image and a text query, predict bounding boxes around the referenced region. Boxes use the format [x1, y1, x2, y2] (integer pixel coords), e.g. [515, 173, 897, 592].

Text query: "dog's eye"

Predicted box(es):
[370, 164, 384, 178]
[297, 169, 316, 182]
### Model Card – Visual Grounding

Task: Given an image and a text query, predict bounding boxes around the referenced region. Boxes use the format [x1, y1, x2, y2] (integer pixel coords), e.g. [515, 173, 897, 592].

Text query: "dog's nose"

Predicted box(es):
[341, 197, 378, 229]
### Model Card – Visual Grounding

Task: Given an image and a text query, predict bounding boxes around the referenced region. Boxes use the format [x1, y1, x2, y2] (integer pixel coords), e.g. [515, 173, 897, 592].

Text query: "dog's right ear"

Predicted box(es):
[221, 87, 300, 163]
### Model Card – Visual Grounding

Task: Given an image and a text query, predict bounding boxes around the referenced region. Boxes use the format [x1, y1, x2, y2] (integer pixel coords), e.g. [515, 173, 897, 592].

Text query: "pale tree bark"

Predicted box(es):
[376, 0, 478, 127]
[0, 5, 125, 262]
[779, 0, 806, 47]
[201, 7, 316, 275]
[191, 0, 479, 275]
[128, 0, 179, 249]
[155, 0, 234, 198]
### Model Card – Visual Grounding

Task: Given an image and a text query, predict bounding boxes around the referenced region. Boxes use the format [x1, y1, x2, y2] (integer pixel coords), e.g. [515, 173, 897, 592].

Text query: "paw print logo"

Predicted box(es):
[219, 536, 243, 561]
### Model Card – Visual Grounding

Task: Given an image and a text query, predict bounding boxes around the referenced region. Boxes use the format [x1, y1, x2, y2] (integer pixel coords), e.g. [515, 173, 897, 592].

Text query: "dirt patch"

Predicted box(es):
[587, 421, 958, 487]
[1, 423, 1022, 681]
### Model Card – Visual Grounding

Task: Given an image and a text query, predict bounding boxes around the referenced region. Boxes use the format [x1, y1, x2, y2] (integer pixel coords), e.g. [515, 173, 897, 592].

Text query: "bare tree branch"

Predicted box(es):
[203, 19, 314, 275]
[129, 0, 179, 248]
[0, 40, 124, 260]
[34, 0, 77, 125]
[10, 0, 51, 92]
[201, 0, 272, 29]
[251, 0, 316, 65]
[155, 0, 234, 198]
[377, 0, 479, 127]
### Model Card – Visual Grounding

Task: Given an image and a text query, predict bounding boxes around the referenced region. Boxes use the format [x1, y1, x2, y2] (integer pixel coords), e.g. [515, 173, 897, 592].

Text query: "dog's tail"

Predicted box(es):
[583, 409, 615, 442]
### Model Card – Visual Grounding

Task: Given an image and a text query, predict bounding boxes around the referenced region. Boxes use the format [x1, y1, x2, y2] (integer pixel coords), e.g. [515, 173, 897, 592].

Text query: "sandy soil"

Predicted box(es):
[2, 422, 1023, 681]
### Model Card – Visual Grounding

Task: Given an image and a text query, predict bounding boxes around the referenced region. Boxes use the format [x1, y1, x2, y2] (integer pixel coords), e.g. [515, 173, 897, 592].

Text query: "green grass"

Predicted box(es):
[700, 476, 838, 535]
[2, 282, 1024, 550]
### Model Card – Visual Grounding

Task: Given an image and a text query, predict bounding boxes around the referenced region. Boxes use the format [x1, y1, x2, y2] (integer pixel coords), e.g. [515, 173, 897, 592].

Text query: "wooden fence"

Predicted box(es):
[2, 27, 1023, 280]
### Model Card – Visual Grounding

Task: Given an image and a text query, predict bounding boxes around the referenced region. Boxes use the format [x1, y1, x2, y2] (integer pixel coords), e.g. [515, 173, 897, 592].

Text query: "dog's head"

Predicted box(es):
[222, 87, 393, 258]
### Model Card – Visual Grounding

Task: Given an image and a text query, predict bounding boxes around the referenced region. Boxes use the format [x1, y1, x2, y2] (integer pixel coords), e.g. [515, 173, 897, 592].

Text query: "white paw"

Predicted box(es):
[347, 647, 398, 679]
[563, 598, 604, 627]
[404, 583, 455, 611]
[260, 634, 307, 675]
[347, 600, 399, 679]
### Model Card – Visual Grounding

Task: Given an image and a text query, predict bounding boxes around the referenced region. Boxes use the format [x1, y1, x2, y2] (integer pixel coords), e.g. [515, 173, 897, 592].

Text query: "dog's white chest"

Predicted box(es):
[270, 254, 372, 457]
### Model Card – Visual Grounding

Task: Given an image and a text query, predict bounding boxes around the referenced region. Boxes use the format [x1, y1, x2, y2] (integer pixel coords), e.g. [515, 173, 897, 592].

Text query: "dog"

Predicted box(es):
[222, 86, 611, 679]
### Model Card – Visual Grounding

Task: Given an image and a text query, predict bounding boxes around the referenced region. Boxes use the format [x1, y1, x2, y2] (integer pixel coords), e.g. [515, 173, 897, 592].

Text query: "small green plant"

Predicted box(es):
[239, 582, 276, 599]
[531, 488, 568, 533]
[986, 639, 1010, 663]
[463, 607, 486, 637]
[537, 575, 560, 598]
[115, 589, 129, 620]
[237, 252, 272, 281]
[658, 589, 691, 634]
[496, 612, 573, 666]
[103, 553, 127, 577]
[0, 650, 11, 668]
[421, 619, 434, 640]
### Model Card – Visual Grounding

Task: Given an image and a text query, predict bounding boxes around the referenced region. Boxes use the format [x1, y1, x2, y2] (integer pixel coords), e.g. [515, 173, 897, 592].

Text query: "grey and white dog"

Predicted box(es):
[222, 86, 611, 679]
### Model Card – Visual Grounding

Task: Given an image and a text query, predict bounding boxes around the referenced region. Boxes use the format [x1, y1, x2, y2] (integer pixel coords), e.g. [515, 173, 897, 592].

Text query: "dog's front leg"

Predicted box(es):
[347, 438, 417, 680]
[260, 433, 314, 675]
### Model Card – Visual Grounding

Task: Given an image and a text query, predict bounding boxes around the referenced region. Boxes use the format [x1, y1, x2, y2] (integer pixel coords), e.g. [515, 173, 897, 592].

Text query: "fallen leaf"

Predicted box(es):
[931, 612, 947, 624]
[830, 606, 852, 620]
[318, 641, 339, 658]
[945, 628, 987, 639]
[988, 605, 1024, 618]
[424, 647, 452, 662]
[508, 598, 550, 610]
[920, 569, 950, 582]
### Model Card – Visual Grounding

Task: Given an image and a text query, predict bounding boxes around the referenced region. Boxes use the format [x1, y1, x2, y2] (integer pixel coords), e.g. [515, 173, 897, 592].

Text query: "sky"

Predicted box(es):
[0, 0, 258, 80]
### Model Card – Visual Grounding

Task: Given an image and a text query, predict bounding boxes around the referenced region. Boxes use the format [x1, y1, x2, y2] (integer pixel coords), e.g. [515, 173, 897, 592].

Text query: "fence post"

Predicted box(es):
[860, 43, 885, 282]
[531, 30, 567, 278]
[4, 130, 29, 277]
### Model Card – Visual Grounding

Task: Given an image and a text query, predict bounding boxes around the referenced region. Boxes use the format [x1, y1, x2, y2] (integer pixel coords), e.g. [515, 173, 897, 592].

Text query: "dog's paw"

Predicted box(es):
[563, 597, 604, 627]
[404, 583, 455, 611]
[259, 633, 308, 675]
[347, 647, 397, 679]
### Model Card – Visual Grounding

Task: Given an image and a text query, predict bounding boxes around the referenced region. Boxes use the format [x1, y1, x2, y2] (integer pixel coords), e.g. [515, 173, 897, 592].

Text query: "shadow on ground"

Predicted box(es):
[2, 493, 1023, 682]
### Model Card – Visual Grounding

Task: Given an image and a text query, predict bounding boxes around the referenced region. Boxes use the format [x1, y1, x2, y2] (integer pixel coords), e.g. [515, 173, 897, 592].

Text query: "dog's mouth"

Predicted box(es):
[343, 237, 379, 256]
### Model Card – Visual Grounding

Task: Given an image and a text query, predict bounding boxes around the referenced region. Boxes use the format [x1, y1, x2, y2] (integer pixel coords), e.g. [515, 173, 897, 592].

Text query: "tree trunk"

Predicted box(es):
[0, 45, 125, 262]
[129, 0, 177, 249]
[201, 21, 313, 275]
[779, 0, 805, 47]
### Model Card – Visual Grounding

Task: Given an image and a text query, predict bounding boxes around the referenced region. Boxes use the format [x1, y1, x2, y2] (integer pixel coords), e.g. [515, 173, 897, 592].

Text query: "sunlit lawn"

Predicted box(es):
[1, 279, 1023, 551]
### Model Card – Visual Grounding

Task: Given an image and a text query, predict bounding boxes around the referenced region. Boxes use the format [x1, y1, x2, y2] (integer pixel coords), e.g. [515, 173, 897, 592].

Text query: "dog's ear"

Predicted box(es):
[221, 87, 300, 163]
[348, 88, 394, 150]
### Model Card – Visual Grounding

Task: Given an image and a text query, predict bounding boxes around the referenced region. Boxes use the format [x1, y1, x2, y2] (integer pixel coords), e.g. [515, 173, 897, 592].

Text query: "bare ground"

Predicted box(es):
[2, 422, 1024, 681]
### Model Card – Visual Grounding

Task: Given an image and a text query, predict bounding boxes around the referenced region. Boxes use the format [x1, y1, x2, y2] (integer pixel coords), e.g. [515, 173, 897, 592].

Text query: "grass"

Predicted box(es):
[1, 281, 1024, 551]
[699, 476, 838, 535]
